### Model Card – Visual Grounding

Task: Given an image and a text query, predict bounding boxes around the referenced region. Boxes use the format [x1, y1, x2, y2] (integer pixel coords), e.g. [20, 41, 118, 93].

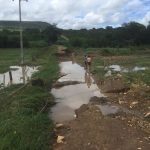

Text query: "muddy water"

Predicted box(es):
[106, 65, 147, 73]
[0, 66, 38, 87]
[97, 104, 120, 116]
[105, 65, 147, 77]
[50, 61, 104, 123]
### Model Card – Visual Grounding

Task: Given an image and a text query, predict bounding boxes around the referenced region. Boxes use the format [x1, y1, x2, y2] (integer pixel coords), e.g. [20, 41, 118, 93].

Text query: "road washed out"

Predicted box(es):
[50, 61, 104, 122]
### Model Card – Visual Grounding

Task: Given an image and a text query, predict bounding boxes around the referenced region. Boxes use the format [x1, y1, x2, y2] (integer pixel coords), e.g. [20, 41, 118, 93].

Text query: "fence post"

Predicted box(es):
[3, 74, 5, 86]
[9, 71, 13, 85]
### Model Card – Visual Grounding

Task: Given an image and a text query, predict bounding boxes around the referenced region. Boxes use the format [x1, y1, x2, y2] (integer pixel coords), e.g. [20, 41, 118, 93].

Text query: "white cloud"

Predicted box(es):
[0, 0, 150, 29]
[140, 11, 150, 26]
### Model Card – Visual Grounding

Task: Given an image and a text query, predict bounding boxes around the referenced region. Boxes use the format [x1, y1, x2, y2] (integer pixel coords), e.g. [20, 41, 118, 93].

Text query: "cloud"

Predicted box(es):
[140, 11, 150, 26]
[0, 0, 150, 29]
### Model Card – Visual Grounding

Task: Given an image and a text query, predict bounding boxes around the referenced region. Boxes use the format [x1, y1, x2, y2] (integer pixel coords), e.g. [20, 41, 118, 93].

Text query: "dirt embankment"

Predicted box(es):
[54, 98, 150, 150]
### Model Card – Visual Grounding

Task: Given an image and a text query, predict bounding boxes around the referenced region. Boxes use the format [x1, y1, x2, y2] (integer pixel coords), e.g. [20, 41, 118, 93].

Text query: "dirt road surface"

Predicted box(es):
[51, 60, 150, 150]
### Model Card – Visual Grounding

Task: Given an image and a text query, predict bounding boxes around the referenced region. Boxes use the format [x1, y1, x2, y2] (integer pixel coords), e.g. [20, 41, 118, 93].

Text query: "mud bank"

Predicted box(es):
[54, 102, 150, 150]
[51, 60, 150, 150]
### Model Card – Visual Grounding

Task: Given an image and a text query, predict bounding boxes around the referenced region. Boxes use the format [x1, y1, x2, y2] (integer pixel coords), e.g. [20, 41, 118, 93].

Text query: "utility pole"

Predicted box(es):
[12, 0, 28, 65]
[12, 0, 28, 84]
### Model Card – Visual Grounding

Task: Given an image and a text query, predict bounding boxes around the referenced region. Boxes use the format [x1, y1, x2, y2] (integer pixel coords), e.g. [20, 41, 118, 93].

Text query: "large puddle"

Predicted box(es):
[105, 65, 148, 77]
[50, 61, 104, 122]
[50, 61, 144, 123]
[0, 66, 38, 87]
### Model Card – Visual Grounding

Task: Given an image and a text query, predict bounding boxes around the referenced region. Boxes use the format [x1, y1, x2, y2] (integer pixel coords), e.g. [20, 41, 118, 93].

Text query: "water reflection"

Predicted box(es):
[106, 65, 147, 73]
[105, 65, 148, 77]
[97, 104, 120, 116]
[50, 61, 104, 122]
[71, 52, 76, 64]
[85, 71, 92, 88]
[0, 66, 38, 87]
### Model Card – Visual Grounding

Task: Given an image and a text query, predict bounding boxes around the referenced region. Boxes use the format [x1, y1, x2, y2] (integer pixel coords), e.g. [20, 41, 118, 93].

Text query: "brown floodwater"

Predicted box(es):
[97, 104, 120, 116]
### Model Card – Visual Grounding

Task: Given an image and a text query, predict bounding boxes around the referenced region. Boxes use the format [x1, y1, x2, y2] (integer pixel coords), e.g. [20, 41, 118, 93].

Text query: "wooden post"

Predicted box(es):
[3, 74, 5, 86]
[9, 71, 13, 85]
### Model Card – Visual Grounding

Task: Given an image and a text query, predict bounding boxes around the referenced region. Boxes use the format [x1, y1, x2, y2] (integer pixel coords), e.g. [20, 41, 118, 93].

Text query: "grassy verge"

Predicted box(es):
[0, 47, 48, 73]
[75, 47, 150, 87]
[0, 46, 59, 150]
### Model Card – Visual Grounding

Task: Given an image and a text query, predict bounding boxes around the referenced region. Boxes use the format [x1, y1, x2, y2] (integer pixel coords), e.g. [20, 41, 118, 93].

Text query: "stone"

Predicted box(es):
[57, 136, 65, 144]
[119, 99, 125, 104]
[130, 101, 138, 108]
[144, 112, 150, 118]
[56, 123, 64, 128]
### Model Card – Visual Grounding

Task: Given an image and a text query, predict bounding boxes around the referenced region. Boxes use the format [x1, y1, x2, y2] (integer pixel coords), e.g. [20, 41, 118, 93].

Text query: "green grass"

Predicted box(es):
[75, 47, 150, 87]
[91, 57, 106, 81]
[123, 70, 150, 86]
[0, 86, 54, 150]
[0, 46, 59, 150]
[0, 48, 40, 73]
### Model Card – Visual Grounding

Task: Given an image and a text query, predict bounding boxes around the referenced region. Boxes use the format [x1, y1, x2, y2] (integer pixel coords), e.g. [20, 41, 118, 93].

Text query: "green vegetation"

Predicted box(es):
[0, 46, 59, 150]
[75, 47, 150, 87]
[0, 25, 59, 48]
[92, 53, 150, 86]
[62, 21, 150, 48]
[0, 86, 53, 150]
[0, 48, 39, 73]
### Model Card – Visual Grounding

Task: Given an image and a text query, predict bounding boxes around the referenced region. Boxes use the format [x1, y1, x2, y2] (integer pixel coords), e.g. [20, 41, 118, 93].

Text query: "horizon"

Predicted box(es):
[0, 0, 150, 29]
[0, 20, 148, 30]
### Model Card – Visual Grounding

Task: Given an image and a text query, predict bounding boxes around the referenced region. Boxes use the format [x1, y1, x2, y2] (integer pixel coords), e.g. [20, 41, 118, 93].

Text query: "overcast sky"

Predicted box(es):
[0, 0, 150, 29]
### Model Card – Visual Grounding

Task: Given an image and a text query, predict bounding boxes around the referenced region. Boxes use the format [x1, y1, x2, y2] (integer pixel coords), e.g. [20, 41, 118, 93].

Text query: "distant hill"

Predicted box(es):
[0, 21, 51, 30]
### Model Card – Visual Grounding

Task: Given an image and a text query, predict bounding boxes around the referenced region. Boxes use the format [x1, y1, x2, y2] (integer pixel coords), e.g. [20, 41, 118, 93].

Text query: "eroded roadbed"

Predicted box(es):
[54, 103, 150, 150]
[51, 61, 150, 150]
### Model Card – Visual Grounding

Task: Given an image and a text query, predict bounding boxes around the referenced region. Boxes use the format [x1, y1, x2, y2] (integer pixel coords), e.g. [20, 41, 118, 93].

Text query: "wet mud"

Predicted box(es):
[51, 60, 150, 150]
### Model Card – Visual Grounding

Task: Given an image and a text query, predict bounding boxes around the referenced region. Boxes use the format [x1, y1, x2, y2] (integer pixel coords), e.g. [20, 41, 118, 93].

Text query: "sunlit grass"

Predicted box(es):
[0, 46, 59, 150]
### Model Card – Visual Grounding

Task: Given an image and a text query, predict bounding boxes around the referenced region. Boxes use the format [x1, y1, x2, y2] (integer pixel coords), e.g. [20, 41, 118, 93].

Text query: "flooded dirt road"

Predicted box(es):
[51, 61, 150, 150]
[50, 61, 104, 122]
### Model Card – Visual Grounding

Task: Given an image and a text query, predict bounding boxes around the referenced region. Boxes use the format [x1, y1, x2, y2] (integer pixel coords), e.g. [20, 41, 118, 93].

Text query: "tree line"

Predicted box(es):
[0, 24, 59, 48]
[1, 21, 150, 48]
[62, 21, 150, 48]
